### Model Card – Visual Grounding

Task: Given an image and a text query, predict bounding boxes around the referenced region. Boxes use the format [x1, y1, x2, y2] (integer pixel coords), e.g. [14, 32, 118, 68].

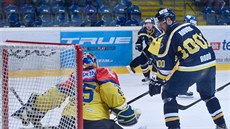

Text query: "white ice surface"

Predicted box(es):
[118, 71, 230, 129]
[6, 71, 230, 129]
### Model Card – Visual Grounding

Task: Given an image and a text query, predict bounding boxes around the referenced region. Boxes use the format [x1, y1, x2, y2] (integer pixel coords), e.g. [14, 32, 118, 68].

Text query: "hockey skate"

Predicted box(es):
[178, 91, 194, 98]
[126, 65, 136, 74]
[216, 124, 228, 129]
[11, 93, 45, 128]
[141, 77, 150, 82]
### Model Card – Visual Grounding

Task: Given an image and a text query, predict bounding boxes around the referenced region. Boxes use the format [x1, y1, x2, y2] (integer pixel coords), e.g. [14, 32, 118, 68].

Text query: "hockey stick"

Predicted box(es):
[10, 87, 44, 127]
[178, 81, 230, 110]
[127, 91, 149, 105]
[10, 87, 24, 105]
[9, 87, 31, 125]
[127, 60, 180, 105]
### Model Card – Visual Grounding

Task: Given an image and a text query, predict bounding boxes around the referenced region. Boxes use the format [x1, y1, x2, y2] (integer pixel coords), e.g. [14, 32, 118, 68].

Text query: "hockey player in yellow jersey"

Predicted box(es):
[82, 53, 141, 129]
[12, 52, 141, 129]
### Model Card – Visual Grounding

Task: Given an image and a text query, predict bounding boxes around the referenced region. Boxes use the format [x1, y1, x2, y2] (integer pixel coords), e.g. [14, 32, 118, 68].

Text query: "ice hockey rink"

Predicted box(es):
[5, 70, 230, 129]
[118, 70, 230, 129]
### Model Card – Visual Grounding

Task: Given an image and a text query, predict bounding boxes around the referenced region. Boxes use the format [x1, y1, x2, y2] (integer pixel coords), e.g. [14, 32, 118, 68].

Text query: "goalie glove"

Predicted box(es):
[149, 78, 164, 96]
[111, 103, 141, 126]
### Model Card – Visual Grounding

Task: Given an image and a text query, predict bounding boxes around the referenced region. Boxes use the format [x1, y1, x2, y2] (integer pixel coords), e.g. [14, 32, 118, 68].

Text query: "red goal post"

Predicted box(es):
[0, 40, 83, 129]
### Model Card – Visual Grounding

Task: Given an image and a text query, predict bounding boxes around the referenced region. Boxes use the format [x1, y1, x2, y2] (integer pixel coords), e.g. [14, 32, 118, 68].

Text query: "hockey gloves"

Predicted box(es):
[135, 43, 143, 52]
[148, 57, 154, 65]
[111, 104, 141, 126]
[149, 78, 164, 96]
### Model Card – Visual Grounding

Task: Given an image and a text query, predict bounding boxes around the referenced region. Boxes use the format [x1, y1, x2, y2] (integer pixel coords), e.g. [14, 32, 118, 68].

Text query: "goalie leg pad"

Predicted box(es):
[111, 105, 139, 126]
[11, 93, 46, 127]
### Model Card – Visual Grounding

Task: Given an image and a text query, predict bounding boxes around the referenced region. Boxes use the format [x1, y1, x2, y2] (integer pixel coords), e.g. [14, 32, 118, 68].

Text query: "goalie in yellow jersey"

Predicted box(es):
[11, 52, 141, 129]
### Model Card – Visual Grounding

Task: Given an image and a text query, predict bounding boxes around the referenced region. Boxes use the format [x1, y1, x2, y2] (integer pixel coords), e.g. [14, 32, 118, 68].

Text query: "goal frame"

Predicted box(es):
[1, 40, 83, 129]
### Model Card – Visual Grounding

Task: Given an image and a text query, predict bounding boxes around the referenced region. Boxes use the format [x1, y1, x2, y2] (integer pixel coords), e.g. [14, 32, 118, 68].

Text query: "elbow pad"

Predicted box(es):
[111, 105, 139, 126]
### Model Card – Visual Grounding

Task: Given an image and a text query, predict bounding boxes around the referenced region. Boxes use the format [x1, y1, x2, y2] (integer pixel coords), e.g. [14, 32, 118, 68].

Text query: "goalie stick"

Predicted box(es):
[10, 87, 32, 126]
[178, 81, 230, 110]
[10, 87, 24, 105]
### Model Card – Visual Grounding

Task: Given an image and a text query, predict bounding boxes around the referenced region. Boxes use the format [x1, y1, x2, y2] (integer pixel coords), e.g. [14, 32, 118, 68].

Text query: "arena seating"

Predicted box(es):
[0, 0, 142, 27]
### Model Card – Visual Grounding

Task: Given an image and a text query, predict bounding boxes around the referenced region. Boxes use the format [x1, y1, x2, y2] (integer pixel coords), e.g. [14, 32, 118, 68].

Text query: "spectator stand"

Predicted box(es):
[36, 0, 53, 27]
[0, 0, 142, 27]
[68, 3, 84, 26]
[95, 5, 113, 26]
[20, 3, 36, 27]
[0, 4, 5, 27]
[217, 7, 230, 25]
[203, 6, 217, 25]
[111, 3, 127, 26]
[81, 0, 98, 26]
[125, 4, 141, 26]
[194, 0, 230, 25]
[51, 1, 69, 27]
[3, 3, 21, 27]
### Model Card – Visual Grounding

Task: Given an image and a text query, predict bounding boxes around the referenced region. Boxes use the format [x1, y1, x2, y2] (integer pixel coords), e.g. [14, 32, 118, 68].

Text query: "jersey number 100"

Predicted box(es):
[178, 33, 208, 59]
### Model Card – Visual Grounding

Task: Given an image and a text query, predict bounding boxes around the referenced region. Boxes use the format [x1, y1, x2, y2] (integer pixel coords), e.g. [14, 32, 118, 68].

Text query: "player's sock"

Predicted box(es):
[163, 97, 180, 129]
[205, 97, 226, 126]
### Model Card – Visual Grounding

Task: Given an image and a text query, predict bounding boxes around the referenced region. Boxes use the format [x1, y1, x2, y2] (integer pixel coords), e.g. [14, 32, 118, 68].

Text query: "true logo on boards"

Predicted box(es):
[60, 31, 132, 45]
[210, 40, 230, 51]
[61, 37, 131, 44]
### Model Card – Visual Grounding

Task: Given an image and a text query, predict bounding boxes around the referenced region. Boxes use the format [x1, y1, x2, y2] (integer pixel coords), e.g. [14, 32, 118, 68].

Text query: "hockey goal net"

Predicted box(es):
[0, 41, 83, 129]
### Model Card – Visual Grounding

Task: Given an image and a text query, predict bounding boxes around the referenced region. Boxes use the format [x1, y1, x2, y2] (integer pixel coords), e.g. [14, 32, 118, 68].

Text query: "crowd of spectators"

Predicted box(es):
[0, 0, 143, 27]
[194, 0, 230, 25]
[1, 0, 229, 27]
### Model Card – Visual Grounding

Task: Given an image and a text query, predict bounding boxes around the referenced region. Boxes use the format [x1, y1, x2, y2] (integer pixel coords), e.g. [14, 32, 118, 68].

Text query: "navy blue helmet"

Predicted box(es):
[155, 8, 175, 22]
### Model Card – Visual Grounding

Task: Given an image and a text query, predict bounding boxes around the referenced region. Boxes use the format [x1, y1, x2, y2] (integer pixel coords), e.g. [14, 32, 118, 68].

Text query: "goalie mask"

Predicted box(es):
[83, 52, 97, 69]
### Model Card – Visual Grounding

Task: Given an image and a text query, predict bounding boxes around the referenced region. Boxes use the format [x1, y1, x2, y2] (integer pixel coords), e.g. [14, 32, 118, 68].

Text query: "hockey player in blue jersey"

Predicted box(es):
[148, 8, 228, 129]
[127, 18, 162, 82]
[177, 14, 198, 98]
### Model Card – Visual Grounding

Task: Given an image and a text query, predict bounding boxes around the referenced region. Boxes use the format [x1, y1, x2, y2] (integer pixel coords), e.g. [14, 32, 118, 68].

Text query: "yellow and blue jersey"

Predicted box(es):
[136, 26, 162, 46]
[33, 68, 126, 120]
[150, 23, 216, 80]
[83, 67, 126, 120]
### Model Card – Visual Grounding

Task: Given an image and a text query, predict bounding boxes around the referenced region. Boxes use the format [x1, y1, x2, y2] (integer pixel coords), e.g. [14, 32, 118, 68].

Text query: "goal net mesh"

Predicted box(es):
[0, 42, 83, 129]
